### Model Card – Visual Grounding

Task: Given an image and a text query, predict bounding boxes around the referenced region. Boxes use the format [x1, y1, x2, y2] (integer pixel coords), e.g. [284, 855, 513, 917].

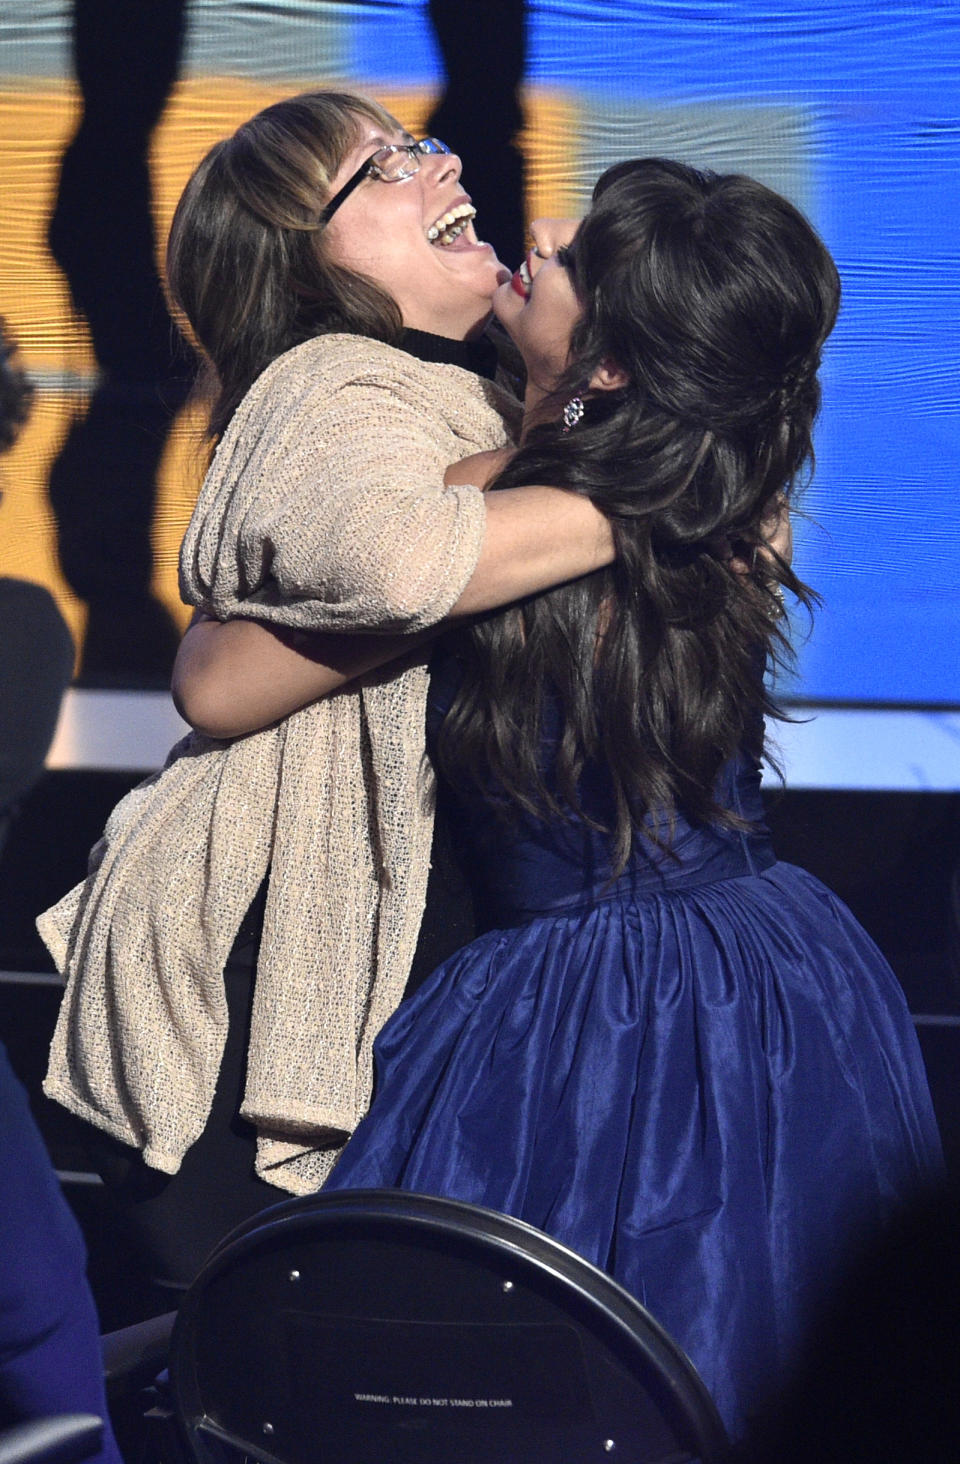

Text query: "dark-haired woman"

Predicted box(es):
[177, 160, 942, 1435]
[39, 90, 615, 1291]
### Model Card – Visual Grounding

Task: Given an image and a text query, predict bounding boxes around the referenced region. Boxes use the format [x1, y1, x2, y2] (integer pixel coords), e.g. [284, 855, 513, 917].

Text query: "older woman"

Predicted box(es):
[39, 91, 613, 1290]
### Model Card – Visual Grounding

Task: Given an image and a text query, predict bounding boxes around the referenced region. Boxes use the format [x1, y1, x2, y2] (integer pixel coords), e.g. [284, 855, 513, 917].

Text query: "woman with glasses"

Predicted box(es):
[38, 90, 614, 1293]
[170, 160, 942, 1436]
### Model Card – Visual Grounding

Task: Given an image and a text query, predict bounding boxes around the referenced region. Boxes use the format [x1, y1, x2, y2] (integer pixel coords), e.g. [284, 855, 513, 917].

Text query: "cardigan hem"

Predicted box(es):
[40, 1077, 183, 1175]
[239, 1102, 356, 1140]
[36, 906, 71, 974]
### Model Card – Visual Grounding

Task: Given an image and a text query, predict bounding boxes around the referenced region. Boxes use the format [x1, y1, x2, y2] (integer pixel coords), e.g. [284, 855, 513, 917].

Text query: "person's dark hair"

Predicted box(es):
[0, 319, 34, 452]
[166, 91, 405, 440]
[439, 158, 841, 871]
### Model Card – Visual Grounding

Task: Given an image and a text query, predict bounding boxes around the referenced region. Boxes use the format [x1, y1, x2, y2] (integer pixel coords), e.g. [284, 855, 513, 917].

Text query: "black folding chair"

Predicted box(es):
[166, 1188, 728, 1464]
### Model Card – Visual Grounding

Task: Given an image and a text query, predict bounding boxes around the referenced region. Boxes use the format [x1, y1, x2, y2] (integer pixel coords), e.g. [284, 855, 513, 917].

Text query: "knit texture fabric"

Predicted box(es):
[39, 334, 519, 1194]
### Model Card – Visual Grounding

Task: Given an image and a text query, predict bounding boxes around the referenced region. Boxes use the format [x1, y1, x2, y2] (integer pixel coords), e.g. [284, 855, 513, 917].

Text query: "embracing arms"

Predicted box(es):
[173, 480, 795, 741]
[173, 448, 614, 737]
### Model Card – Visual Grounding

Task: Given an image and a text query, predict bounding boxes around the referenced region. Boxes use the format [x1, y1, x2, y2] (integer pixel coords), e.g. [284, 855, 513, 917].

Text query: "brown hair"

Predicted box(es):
[166, 91, 405, 439]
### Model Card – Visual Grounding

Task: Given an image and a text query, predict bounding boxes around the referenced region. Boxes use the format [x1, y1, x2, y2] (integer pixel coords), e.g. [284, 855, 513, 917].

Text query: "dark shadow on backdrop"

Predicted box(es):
[0, 328, 74, 858]
[427, 0, 527, 274]
[43, 1, 525, 688]
[47, 0, 194, 689]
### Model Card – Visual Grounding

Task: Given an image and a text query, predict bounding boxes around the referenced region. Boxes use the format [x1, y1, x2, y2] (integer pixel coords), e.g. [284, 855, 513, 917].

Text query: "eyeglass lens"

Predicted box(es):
[374, 138, 450, 180]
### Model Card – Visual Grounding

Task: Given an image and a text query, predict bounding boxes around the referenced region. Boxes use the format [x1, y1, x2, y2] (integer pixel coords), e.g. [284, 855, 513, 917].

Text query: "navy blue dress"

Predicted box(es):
[325, 649, 943, 1436]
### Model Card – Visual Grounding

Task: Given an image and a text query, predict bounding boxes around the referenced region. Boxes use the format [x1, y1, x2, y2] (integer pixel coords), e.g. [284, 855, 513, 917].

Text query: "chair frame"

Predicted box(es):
[168, 1188, 729, 1464]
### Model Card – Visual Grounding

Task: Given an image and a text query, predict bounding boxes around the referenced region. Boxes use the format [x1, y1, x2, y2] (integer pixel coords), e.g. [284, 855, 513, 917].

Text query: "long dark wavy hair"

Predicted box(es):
[166, 91, 406, 441]
[438, 159, 841, 871]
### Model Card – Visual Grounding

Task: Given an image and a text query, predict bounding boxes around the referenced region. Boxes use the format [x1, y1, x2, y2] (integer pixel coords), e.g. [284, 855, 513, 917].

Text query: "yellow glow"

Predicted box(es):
[0, 79, 581, 666]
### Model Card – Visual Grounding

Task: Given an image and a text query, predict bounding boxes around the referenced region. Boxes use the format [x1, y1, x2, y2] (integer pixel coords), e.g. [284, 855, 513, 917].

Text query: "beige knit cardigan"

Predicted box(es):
[39, 334, 520, 1195]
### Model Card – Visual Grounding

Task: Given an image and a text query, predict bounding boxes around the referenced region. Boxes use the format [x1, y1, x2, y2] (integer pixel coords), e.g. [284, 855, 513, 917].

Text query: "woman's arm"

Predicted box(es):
[182, 344, 616, 635]
[445, 446, 613, 614]
[175, 449, 614, 738]
[449, 481, 612, 615]
[172, 616, 438, 738]
[726, 495, 793, 577]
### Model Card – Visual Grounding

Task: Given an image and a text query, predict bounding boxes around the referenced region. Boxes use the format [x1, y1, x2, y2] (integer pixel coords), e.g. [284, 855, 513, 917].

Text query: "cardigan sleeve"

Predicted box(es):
[179, 341, 494, 634]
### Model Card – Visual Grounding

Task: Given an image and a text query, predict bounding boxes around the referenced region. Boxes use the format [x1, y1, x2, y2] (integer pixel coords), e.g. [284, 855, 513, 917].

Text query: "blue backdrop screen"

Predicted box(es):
[2, 1, 957, 705]
[354, 0, 960, 707]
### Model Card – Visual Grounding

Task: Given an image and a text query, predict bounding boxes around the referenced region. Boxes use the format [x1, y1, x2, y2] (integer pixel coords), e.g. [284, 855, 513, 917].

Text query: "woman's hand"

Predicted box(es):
[726, 496, 793, 578]
[760, 493, 792, 567]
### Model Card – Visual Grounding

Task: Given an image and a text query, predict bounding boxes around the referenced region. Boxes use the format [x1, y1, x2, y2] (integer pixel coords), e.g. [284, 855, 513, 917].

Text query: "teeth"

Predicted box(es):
[438, 222, 467, 245]
[426, 202, 476, 243]
[519, 259, 532, 288]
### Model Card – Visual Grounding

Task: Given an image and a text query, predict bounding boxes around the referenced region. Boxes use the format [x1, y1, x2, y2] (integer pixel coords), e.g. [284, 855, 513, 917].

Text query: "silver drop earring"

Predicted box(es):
[562, 396, 585, 432]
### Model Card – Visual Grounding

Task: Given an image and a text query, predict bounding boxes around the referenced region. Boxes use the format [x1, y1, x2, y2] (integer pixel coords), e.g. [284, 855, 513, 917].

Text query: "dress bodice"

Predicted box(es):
[427, 643, 776, 929]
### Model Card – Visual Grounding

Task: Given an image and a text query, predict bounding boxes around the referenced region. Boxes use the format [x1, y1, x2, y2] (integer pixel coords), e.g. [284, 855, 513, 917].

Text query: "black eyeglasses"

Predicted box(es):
[318, 138, 452, 227]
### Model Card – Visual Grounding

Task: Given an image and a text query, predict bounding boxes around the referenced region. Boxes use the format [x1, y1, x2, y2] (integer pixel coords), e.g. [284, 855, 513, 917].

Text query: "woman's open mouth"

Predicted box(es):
[510, 256, 533, 298]
[426, 202, 477, 246]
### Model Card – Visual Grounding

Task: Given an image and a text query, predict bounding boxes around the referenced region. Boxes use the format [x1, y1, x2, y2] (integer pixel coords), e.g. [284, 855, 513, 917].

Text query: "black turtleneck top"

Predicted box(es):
[399, 327, 500, 382]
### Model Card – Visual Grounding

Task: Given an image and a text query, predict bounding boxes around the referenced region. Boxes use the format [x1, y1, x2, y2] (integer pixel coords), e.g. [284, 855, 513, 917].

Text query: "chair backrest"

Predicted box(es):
[0, 1416, 103, 1464]
[169, 1189, 728, 1464]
